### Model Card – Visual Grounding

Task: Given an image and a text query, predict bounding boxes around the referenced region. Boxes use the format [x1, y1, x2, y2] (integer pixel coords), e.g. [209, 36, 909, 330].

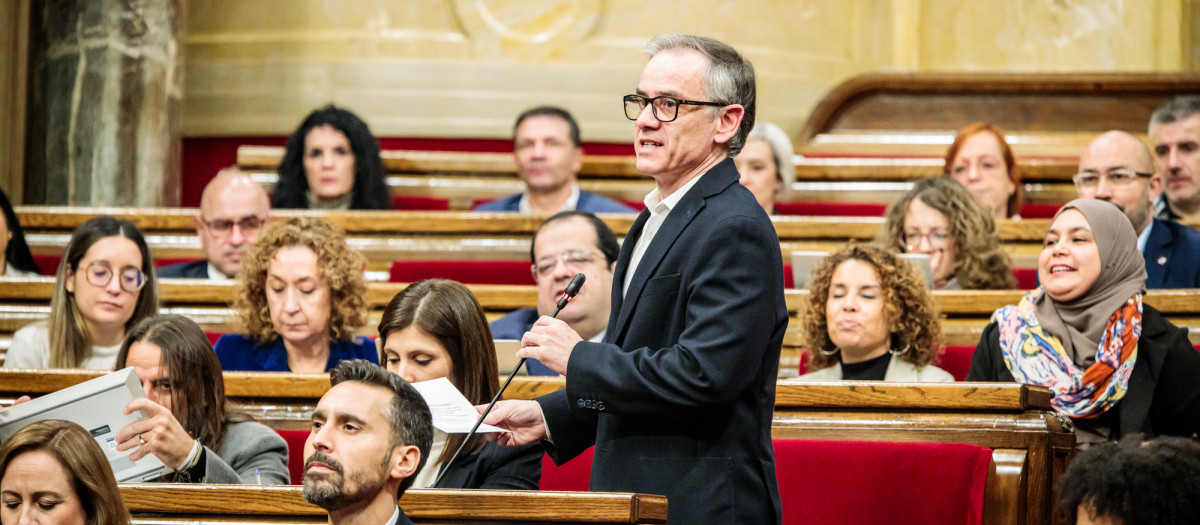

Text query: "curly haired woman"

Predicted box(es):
[877, 176, 1017, 290]
[796, 244, 952, 381]
[214, 217, 374, 372]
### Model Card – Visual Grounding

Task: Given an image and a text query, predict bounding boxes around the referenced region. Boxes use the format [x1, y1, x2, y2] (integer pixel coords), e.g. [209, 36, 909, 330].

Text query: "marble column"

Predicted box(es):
[25, 0, 181, 207]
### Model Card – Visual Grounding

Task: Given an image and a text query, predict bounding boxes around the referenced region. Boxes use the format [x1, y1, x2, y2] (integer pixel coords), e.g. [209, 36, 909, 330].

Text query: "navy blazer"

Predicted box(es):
[433, 441, 542, 489]
[1144, 219, 1200, 288]
[968, 304, 1200, 439]
[157, 260, 210, 279]
[214, 334, 378, 372]
[536, 159, 786, 524]
[488, 308, 556, 376]
[474, 190, 637, 213]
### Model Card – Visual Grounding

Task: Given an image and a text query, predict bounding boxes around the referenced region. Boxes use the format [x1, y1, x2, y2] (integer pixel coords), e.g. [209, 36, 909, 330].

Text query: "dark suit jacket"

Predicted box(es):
[473, 190, 637, 213]
[157, 260, 210, 279]
[489, 308, 555, 376]
[536, 159, 786, 524]
[433, 441, 542, 489]
[967, 304, 1200, 439]
[1144, 219, 1200, 288]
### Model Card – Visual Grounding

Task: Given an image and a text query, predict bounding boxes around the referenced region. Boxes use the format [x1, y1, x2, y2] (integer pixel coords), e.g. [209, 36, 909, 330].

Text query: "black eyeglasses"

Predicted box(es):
[623, 94, 727, 122]
[82, 261, 145, 293]
[201, 215, 266, 236]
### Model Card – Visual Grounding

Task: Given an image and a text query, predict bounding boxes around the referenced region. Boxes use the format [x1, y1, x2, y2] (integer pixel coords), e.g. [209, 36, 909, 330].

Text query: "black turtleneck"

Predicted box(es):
[841, 352, 891, 381]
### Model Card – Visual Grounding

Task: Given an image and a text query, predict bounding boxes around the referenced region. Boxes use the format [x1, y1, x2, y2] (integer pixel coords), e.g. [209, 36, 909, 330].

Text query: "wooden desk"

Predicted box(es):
[797, 71, 1200, 157]
[0, 368, 564, 430]
[121, 484, 667, 524]
[16, 206, 1094, 267]
[772, 382, 1074, 525]
[4, 279, 1200, 373]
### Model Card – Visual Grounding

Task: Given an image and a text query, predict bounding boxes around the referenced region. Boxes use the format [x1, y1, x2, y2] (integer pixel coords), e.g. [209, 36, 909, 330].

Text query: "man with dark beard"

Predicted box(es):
[303, 360, 433, 525]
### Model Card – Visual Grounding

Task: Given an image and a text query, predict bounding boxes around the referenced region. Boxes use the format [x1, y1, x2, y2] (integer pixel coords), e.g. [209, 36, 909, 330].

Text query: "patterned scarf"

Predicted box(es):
[993, 288, 1140, 418]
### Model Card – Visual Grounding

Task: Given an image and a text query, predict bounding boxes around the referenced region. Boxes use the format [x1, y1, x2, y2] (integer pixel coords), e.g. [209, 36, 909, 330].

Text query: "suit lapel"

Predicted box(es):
[610, 160, 738, 341]
[608, 209, 650, 343]
[1143, 219, 1172, 288]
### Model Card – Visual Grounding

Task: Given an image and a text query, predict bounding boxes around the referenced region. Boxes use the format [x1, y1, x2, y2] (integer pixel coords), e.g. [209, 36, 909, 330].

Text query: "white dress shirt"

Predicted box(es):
[623, 173, 707, 295]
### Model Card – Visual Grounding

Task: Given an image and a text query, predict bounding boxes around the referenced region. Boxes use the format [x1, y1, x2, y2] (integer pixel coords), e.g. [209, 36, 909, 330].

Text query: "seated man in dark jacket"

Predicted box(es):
[158, 169, 271, 280]
[489, 211, 618, 375]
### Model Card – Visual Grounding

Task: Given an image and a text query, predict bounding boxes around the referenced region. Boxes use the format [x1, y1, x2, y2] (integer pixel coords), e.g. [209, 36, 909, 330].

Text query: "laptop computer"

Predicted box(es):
[0, 367, 172, 482]
[791, 251, 934, 289]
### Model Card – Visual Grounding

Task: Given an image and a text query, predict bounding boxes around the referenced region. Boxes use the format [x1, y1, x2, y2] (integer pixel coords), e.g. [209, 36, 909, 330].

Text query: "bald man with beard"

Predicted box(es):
[1075, 130, 1200, 288]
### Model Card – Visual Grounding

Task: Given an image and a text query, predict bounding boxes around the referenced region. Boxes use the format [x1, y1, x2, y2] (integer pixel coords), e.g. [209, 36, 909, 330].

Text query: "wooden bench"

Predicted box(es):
[796, 71, 1200, 157]
[7, 375, 1056, 524]
[120, 484, 667, 524]
[236, 145, 1079, 209]
[16, 206, 1120, 271]
[4, 279, 1200, 373]
[772, 382, 1072, 525]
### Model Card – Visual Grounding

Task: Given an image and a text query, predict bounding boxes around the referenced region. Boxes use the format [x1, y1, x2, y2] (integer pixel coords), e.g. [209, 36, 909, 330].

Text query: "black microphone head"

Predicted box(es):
[565, 273, 586, 296]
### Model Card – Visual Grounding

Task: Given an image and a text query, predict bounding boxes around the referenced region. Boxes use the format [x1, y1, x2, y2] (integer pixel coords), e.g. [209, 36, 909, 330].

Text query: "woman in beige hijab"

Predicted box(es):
[967, 199, 1200, 444]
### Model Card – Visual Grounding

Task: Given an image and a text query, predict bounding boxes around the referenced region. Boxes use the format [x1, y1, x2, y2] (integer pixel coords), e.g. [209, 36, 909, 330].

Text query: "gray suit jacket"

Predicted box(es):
[204, 421, 290, 484]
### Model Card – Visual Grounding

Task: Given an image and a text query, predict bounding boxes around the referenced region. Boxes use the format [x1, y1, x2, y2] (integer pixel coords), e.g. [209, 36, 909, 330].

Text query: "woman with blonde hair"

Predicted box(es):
[877, 176, 1017, 290]
[215, 217, 375, 372]
[0, 419, 131, 525]
[5, 216, 158, 370]
[797, 245, 952, 381]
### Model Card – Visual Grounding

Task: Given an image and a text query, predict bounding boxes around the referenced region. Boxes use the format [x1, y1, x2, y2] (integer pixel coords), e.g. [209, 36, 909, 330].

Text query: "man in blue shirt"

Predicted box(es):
[474, 107, 636, 215]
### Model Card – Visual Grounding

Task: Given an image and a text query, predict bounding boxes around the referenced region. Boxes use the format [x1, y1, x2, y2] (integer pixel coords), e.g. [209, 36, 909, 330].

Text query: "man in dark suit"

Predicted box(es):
[489, 210, 620, 376]
[158, 169, 270, 279]
[303, 360, 432, 525]
[483, 34, 786, 523]
[473, 106, 636, 215]
[1075, 130, 1200, 288]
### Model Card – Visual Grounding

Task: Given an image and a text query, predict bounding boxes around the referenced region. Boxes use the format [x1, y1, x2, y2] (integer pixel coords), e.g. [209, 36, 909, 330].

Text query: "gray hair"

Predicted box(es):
[1149, 96, 1200, 136]
[745, 121, 795, 195]
[644, 33, 756, 156]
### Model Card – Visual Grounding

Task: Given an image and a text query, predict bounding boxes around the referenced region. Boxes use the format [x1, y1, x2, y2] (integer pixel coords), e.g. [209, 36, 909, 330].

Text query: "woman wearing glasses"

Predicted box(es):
[877, 176, 1017, 290]
[5, 216, 159, 369]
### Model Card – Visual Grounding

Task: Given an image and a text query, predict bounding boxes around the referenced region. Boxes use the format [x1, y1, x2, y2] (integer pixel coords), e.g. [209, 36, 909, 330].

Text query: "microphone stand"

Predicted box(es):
[432, 273, 584, 487]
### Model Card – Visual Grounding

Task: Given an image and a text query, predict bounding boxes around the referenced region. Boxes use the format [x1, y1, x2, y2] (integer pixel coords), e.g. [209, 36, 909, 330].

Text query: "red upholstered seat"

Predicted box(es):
[938, 346, 974, 381]
[773, 439, 990, 525]
[154, 257, 202, 269]
[539, 447, 593, 491]
[1013, 268, 1038, 290]
[275, 429, 310, 485]
[32, 254, 60, 276]
[391, 195, 450, 211]
[204, 332, 222, 347]
[388, 260, 535, 286]
[1020, 203, 1061, 219]
[775, 201, 888, 217]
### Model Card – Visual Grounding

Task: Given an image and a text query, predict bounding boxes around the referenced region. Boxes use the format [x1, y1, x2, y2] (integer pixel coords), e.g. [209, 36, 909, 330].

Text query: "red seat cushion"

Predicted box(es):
[539, 447, 593, 491]
[275, 429, 310, 485]
[1020, 204, 1061, 219]
[938, 346, 974, 381]
[391, 195, 449, 211]
[388, 260, 535, 286]
[204, 332, 222, 347]
[775, 202, 888, 217]
[1013, 268, 1038, 290]
[33, 254, 60, 276]
[774, 439, 990, 525]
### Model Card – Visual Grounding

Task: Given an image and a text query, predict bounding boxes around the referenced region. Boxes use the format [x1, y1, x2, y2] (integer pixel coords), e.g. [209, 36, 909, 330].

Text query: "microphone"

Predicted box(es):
[432, 272, 586, 487]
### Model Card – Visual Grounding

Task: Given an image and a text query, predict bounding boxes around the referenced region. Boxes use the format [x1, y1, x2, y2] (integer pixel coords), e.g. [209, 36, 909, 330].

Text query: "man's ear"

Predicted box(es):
[570, 146, 584, 175]
[1149, 173, 1164, 201]
[193, 215, 205, 236]
[713, 104, 745, 146]
[388, 444, 421, 482]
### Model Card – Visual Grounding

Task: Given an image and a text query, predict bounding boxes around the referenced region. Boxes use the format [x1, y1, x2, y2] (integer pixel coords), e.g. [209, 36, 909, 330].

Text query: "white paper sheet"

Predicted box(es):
[411, 377, 509, 434]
